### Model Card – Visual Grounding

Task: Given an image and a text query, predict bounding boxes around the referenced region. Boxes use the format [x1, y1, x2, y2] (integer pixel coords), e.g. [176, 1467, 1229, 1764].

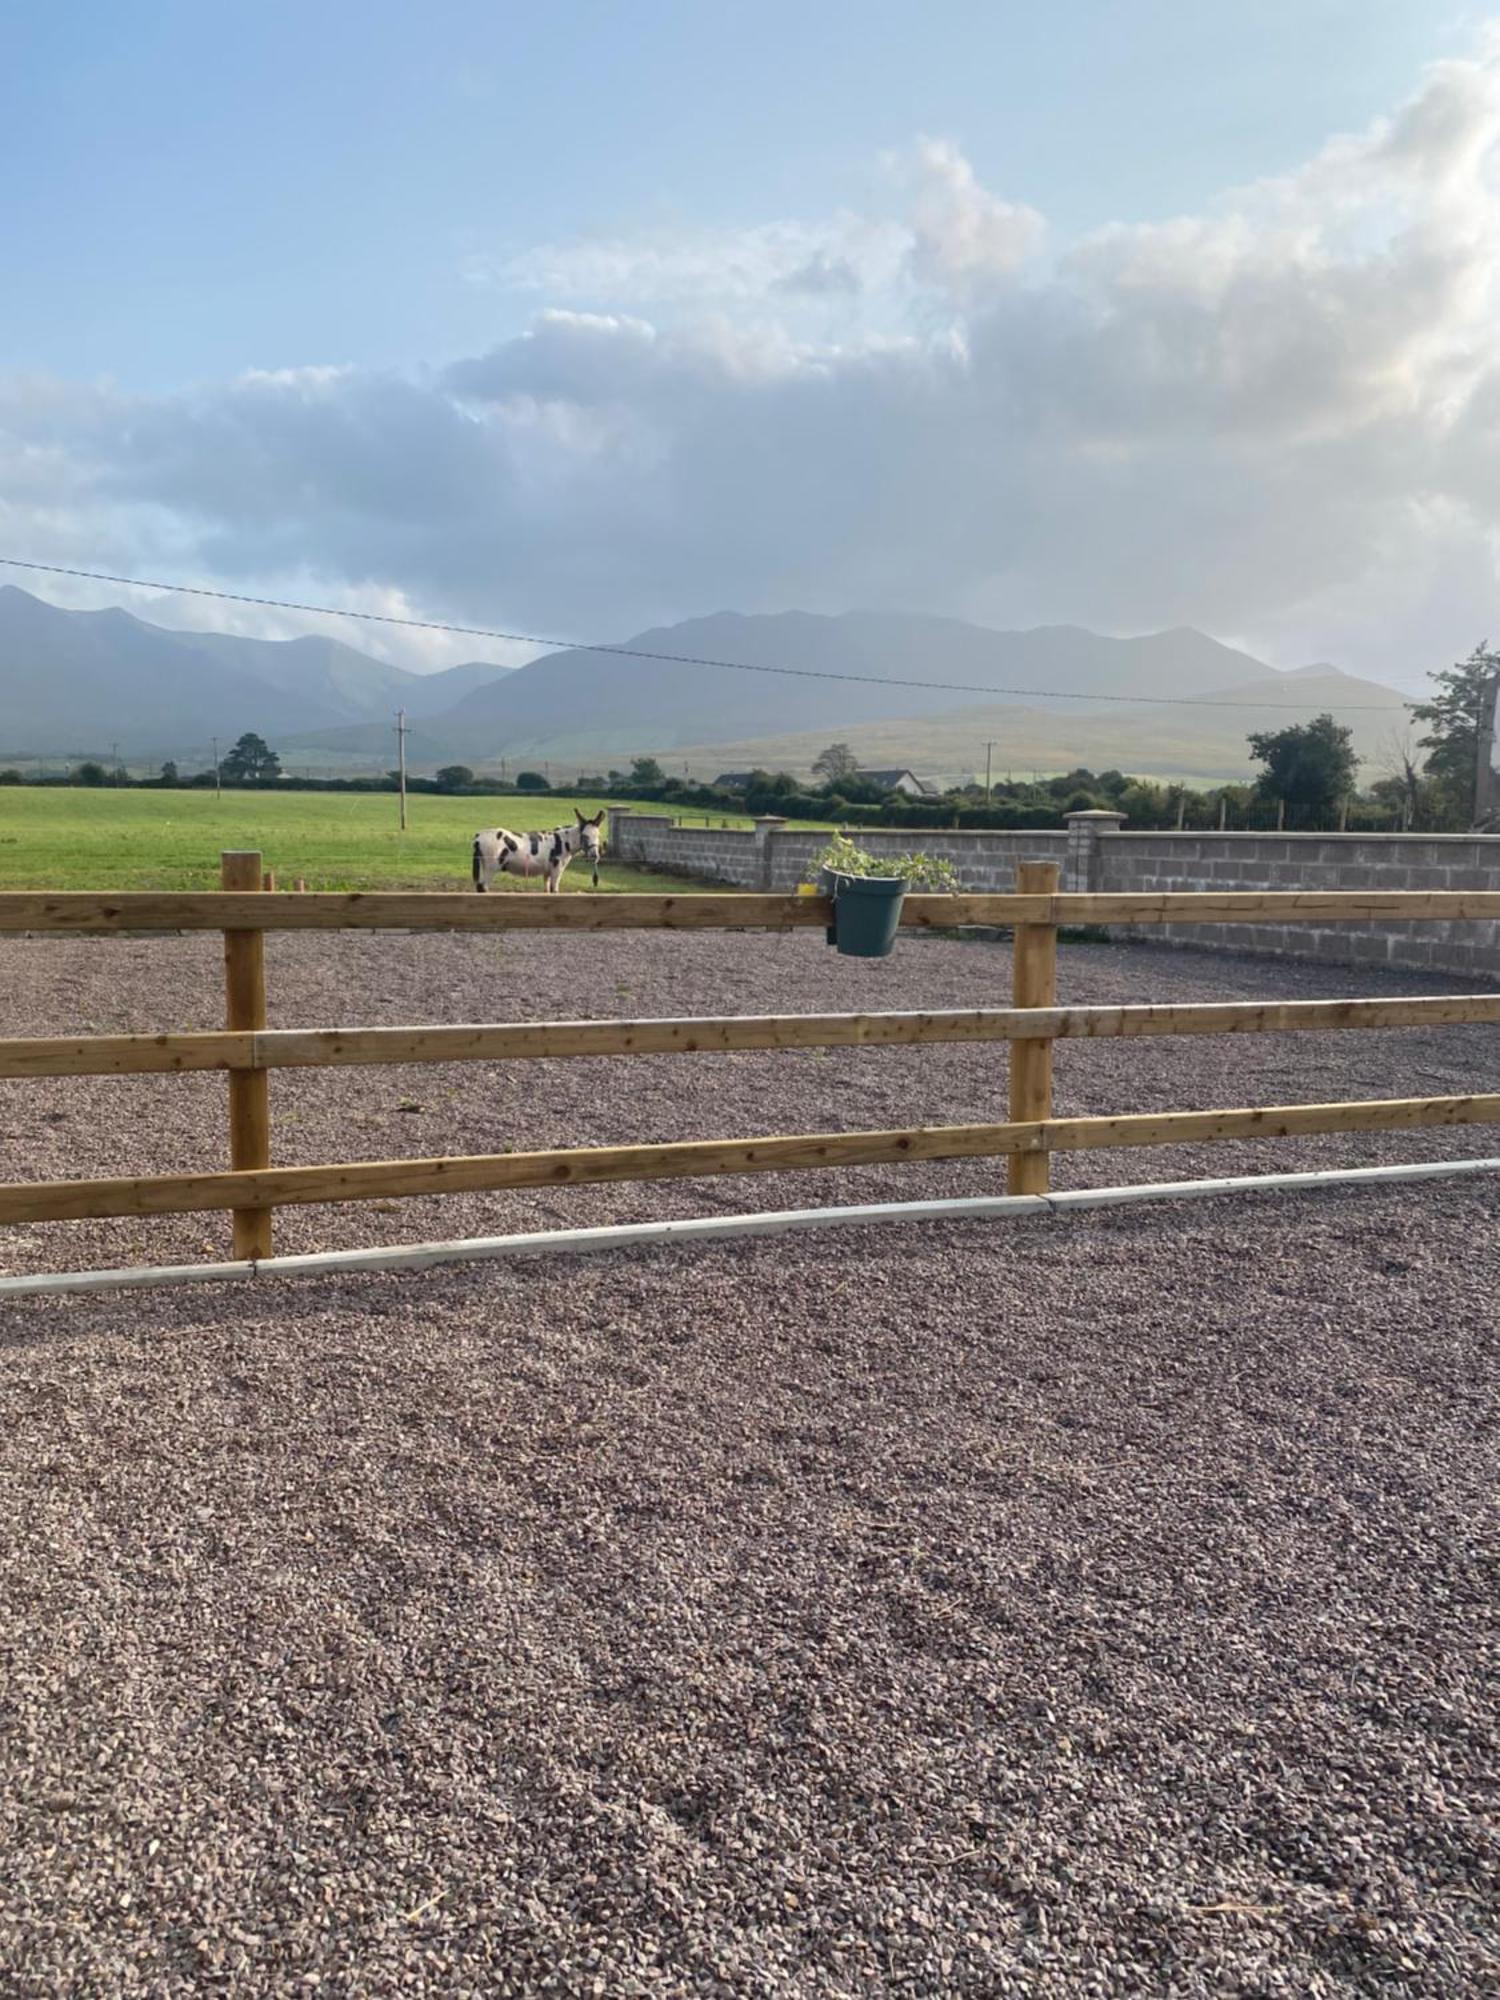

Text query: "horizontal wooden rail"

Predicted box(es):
[4, 1091, 1499, 1225]
[1060, 891, 1500, 926]
[5, 994, 1500, 1080]
[0, 891, 835, 933]
[8, 888, 1500, 934]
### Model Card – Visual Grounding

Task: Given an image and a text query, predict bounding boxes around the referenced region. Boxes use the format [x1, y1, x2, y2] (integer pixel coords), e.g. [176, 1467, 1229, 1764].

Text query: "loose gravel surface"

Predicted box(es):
[1, 931, 1497, 1995]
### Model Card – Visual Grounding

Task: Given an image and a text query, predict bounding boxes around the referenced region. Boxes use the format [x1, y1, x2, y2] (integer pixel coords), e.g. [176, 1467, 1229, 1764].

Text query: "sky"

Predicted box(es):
[3, 0, 1498, 687]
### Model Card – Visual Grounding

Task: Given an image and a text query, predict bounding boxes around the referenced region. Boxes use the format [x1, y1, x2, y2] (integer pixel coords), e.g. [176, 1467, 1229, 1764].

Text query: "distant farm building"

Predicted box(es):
[714, 767, 936, 796]
[860, 769, 937, 796]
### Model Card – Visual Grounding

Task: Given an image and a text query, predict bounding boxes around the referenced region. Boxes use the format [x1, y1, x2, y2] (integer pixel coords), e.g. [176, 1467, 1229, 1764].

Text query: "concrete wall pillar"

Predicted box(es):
[1063, 810, 1127, 892]
[753, 816, 788, 891]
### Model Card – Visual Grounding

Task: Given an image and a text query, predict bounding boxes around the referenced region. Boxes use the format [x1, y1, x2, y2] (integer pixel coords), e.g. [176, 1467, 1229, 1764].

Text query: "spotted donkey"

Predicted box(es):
[472, 811, 605, 893]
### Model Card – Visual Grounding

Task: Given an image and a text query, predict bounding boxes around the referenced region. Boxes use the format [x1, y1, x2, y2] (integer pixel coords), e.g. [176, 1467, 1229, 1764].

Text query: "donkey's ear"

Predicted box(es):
[590, 810, 605, 826]
[575, 808, 587, 825]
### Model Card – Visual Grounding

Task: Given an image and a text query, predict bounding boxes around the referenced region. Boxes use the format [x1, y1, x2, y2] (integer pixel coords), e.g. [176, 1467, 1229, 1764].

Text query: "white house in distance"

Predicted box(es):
[854, 768, 936, 796]
[715, 767, 936, 796]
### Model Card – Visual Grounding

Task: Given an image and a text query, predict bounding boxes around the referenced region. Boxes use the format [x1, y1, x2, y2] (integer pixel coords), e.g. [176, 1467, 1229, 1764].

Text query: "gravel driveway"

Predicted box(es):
[1, 930, 1496, 1994]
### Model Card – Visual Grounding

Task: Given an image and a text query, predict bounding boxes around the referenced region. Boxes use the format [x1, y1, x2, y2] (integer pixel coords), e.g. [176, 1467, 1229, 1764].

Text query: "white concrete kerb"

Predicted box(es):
[3, 1156, 1497, 1300]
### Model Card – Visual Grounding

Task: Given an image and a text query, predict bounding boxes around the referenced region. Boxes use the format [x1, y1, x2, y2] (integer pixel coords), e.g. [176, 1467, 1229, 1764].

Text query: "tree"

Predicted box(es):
[628, 756, 665, 790]
[743, 769, 801, 813]
[515, 769, 550, 791]
[1247, 713, 1357, 828]
[1412, 644, 1500, 827]
[434, 764, 475, 792]
[74, 761, 107, 786]
[1047, 767, 1098, 799]
[159, 760, 179, 786]
[1374, 726, 1430, 831]
[812, 742, 859, 786]
[220, 732, 281, 783]
[0, 769, 22, 785]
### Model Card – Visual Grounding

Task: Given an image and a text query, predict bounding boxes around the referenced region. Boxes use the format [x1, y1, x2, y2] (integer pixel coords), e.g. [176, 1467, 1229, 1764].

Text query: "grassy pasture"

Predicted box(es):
[0, 787, 825, 892]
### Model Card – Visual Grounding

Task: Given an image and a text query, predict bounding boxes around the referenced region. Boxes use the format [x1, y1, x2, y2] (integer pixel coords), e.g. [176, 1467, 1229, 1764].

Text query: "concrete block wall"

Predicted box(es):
[754, 826, 1069, 892]
[609, 809, 1067, 893]
[1095, 831, 1500, 980]
[607, 808, 1500, 980]
[764, 827, 1069, 891]
[609, 813, 758, 886]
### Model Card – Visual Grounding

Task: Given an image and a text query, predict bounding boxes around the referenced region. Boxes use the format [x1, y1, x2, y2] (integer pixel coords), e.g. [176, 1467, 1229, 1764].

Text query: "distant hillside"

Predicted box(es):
[401, 659, 516, 716]
[656, 667, 1411, 787]
[409, 610, 1280, 763]
[276, 718, 456, 768]
[0, 587, 514, 760]
[0, 587, 1410, 786]
[176, 629, 419, 720]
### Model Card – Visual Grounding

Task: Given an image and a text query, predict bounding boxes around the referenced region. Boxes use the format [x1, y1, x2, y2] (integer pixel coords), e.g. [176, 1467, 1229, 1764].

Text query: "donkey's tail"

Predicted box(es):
[471, 834, 484, 890]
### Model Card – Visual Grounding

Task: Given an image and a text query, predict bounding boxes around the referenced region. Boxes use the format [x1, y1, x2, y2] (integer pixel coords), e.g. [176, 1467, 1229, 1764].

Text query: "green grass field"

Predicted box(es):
[0, 787, 832, 891]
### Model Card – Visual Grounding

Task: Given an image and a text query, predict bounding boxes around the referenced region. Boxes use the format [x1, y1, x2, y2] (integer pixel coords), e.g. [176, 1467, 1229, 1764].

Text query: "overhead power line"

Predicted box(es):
[0, 555, 1412, 713]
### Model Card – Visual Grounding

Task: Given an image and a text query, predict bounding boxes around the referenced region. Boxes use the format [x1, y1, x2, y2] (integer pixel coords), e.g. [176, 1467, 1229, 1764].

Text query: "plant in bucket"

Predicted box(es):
[806, 834, 961, 957]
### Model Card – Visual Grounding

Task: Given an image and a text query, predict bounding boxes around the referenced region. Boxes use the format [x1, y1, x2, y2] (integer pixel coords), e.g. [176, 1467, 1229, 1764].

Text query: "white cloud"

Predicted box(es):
[7, 34, 1500, 682]
[775, 252, 864, 297]
[467, 215, 909, 311]
[902, 138, 1045, 294]
[465, 139, 1041, 318]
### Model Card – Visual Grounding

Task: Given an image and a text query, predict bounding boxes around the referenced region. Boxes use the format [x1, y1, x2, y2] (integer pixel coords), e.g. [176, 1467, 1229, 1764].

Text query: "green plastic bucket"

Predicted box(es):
[826, 872, 907, 957]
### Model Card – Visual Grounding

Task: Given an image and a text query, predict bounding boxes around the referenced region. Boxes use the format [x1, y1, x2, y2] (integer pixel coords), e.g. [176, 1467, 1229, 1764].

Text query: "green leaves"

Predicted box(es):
[807, 833, 961, 891]
[1246, 713, 1357, 829]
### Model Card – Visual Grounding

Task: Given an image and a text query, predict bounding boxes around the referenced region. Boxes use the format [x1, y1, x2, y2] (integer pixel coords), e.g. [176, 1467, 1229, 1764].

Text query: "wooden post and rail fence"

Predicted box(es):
[4, 852, 1500, 1262]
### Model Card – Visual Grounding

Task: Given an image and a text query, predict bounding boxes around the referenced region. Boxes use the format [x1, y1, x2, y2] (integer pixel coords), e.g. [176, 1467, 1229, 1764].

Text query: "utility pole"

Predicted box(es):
[1473, 669, 1500, 827]
[212, 737, 221, 800]
[395, 709, 408, 831]
[984, 741, 993, 804]
[111, 741, 120, 786]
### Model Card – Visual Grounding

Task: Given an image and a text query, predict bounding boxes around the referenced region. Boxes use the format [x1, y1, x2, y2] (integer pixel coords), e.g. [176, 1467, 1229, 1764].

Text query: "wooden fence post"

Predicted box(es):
[1008, 859, 1060, 1195]
[221, 851, 272, 1259]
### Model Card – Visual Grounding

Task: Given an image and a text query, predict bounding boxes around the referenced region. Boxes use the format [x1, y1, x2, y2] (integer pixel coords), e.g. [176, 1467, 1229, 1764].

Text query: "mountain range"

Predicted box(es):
[659, 664, 1411, 789]
[0, 587, 511, 762]
[0, 586, 1411, 784]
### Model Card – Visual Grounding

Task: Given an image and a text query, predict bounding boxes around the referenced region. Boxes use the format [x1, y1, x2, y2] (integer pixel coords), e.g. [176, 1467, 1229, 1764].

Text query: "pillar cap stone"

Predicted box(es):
[1063, 809, 1127, 829]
